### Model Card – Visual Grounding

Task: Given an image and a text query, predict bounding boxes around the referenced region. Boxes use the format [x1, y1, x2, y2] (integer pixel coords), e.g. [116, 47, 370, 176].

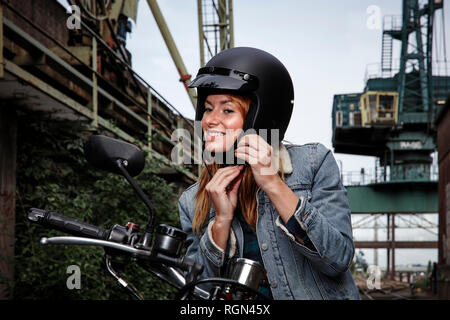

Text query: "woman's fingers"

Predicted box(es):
[236, 135, 272, 165]
[206, 166, 244, 221]
[206, 166, 243, 195]
[234, 149, 257, 165]
[228, 173, 243, 194]
[235, 146, 259, 163]
[235, 134, 278, 179]
[207, 166, 239, 185]
[238, 134, 272, 155]
[235, 145, 272, 167]
[227, 167, 243, 190]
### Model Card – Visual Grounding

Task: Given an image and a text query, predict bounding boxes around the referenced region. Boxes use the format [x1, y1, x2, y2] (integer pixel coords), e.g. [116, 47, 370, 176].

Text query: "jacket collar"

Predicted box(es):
[276, 143, 293, 175]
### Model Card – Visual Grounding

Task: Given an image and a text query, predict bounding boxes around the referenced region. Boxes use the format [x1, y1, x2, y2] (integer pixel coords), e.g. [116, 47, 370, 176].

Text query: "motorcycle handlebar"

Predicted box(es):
[29, 208, 205, 297]
[28, 208, 110, 240]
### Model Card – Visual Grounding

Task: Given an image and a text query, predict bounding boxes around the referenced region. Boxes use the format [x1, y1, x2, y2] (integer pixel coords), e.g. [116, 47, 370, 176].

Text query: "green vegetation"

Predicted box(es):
[13, 108, 181, 299]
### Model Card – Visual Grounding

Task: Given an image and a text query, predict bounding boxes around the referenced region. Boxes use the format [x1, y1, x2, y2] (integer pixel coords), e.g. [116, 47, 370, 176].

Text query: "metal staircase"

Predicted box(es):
[381, 32, 393, 77]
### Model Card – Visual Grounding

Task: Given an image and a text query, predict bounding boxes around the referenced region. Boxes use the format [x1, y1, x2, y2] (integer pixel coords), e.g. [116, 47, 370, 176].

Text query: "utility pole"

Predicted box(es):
[387, 213, 391, 278]
[374, 215, 379, 267]
[391, 214, 396, 279]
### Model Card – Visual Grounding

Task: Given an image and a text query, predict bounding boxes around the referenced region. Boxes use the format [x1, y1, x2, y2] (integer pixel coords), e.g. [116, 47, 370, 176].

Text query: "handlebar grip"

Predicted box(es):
[28, 208, 109, 240]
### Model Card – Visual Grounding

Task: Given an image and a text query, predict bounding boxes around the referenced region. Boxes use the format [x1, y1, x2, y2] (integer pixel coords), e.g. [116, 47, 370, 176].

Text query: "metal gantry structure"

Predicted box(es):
[352, 213, 438, 270]
[147, 0, 235, 108]
[332, 0, 449, 278]
[197, 0, 234, 67]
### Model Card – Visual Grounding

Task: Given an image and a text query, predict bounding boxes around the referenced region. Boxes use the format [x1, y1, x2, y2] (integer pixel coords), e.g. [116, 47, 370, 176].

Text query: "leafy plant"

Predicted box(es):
[14, 108, 182, 299]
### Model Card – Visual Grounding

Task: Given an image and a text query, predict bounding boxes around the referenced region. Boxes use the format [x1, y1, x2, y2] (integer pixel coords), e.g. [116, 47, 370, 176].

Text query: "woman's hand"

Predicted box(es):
[235, 134, 299, 224]
[206, 165, 243, 250]
[206, 165, 244, 221]
[234, 134, 279, 191]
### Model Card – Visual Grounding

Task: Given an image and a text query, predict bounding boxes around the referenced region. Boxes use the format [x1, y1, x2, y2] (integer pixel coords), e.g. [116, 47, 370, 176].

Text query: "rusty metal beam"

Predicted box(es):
[354, 241, 438, 249]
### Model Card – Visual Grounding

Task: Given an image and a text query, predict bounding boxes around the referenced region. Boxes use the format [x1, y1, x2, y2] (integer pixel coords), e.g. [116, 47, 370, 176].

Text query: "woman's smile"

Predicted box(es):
[202, 94, 245, 152]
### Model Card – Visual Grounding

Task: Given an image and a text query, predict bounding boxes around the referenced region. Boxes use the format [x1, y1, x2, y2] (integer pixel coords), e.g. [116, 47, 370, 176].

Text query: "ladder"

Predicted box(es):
[197, 0, 234, 67]
[381, 32, 393, 77]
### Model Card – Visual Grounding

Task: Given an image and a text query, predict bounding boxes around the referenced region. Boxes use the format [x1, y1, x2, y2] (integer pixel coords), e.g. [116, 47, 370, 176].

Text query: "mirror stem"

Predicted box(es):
[116, 159, 155, 248]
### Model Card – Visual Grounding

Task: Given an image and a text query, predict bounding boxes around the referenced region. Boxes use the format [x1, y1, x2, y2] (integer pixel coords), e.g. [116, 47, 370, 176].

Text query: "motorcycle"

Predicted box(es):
[28, 134, 268, 300]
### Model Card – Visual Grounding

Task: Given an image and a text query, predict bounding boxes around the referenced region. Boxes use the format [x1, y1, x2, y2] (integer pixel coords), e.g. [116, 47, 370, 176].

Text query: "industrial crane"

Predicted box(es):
[331, 0, 449, 278]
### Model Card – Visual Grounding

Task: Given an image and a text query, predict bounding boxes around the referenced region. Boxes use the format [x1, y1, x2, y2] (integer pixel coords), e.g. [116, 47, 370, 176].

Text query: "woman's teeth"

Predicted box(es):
[208, 132, 224, 136]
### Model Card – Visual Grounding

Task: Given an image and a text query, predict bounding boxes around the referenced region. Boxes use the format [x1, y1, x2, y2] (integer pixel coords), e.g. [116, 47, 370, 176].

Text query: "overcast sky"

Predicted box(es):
[60, 0, 449, 268]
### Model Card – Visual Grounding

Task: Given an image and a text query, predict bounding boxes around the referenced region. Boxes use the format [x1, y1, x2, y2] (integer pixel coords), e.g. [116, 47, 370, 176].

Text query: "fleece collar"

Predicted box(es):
[276, 143, 293, 175]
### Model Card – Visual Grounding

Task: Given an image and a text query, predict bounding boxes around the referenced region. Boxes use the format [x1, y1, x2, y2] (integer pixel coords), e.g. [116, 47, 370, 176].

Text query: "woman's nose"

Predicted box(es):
[204, 109, 220, 126]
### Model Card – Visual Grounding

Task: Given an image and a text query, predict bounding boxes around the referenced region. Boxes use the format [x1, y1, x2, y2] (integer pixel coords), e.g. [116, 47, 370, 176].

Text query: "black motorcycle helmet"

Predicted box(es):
[189, 47, 294, 145]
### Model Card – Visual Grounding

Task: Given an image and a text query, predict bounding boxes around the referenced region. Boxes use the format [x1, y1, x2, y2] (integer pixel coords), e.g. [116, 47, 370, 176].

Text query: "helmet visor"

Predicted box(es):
[188, 66, 258, 92]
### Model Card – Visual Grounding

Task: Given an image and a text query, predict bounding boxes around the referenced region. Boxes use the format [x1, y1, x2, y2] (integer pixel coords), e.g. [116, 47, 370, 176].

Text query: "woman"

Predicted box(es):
[178, 47, 360, 300]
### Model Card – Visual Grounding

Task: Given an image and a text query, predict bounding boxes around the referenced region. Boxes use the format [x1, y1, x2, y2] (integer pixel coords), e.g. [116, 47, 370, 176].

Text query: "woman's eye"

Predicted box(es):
[224, 109, 234, 114]
[204, 107, 212, 113]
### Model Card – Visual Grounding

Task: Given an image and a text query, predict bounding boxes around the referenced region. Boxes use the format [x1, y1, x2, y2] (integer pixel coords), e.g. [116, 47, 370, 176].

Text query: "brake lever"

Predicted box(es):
[40, 236, 152, 259]
[41, 236, 209, 299]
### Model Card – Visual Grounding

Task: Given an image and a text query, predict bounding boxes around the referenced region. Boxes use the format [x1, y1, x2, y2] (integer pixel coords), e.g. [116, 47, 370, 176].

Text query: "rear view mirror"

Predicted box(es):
[84, 135, 145, 177]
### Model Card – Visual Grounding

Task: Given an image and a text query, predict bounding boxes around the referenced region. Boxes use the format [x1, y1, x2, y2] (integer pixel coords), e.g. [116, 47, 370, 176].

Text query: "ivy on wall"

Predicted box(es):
[14, 108, 182, 299]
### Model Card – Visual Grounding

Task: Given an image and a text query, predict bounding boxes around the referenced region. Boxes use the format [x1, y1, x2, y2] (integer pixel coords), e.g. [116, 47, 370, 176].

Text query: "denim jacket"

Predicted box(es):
[178, 143, 361, 300]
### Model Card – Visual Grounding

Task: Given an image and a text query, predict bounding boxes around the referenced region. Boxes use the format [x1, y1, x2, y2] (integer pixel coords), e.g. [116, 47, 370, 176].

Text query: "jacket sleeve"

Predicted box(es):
[278, 143, 355, 277]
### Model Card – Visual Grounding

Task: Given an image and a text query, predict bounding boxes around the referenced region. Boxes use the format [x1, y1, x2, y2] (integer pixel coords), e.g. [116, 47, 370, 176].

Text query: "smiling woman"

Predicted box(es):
[178, 47, 361, 300]
[202, 94, 250, 153]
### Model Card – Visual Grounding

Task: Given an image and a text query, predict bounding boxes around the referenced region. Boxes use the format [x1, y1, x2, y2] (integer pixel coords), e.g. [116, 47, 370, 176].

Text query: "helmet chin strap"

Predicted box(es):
[217, 139, 247, 168]
[202, 140, 245, 180]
